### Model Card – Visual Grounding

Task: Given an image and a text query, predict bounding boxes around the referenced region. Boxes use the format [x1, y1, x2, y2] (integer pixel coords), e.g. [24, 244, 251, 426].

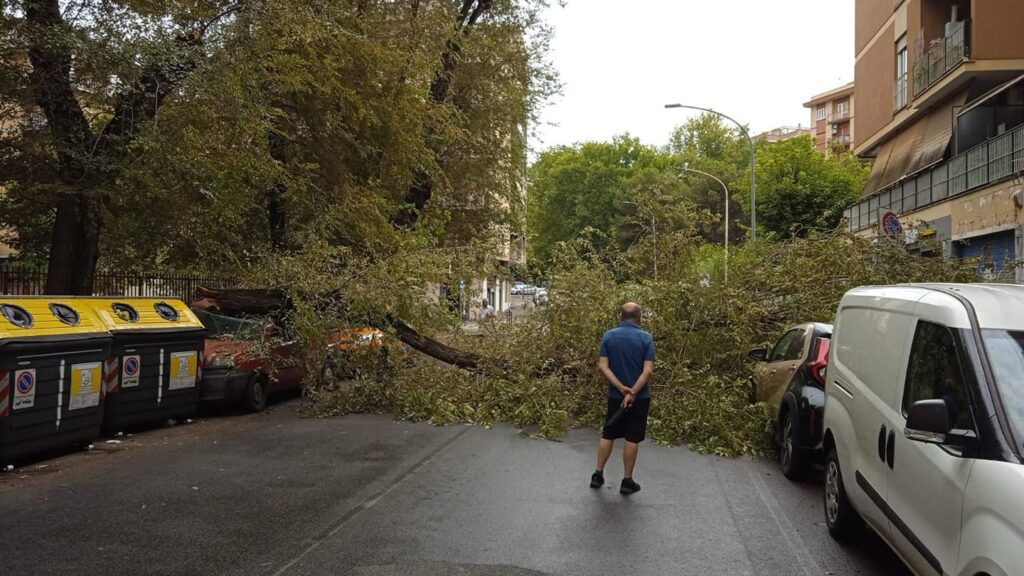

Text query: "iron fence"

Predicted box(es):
[0, 263, 231, 301]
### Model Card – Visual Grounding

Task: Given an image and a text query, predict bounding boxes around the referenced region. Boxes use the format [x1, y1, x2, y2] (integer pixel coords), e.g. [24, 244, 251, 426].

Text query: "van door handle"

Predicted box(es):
[878, 425, 887, 462]
[886, 430, 896, 469]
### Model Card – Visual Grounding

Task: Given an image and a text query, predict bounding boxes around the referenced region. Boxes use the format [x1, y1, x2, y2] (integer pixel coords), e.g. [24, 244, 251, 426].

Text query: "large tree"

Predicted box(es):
[739, 136, 869, 239]
[1, 0, 238, 292]
[526, 135, 675, 264]
[1, 0, 553, 288]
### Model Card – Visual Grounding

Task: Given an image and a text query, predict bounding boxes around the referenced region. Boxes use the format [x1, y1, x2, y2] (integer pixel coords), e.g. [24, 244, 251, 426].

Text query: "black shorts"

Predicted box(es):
[602, 397, 650, 443]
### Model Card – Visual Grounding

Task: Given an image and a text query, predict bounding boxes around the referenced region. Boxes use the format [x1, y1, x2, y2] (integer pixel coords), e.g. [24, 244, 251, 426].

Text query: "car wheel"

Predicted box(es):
[824, 448, 863, 541]
[243, 374, 269, 412]
[779, 411, 806, 480]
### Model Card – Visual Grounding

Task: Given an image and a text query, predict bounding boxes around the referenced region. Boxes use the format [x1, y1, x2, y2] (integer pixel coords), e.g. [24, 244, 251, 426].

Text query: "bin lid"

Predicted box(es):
[86, 298, 206, 333]
[0, 298, 110, 342]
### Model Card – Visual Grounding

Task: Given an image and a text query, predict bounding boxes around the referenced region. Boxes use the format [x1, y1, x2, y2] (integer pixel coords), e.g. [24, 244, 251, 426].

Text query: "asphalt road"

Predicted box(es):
[0, 400, 910, 576]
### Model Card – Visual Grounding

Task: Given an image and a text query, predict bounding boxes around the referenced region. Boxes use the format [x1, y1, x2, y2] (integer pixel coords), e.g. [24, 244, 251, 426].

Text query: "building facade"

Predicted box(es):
[757, 125, 815, 144]
[848, 0, 1024, 282]
[804, 82, 856, 155]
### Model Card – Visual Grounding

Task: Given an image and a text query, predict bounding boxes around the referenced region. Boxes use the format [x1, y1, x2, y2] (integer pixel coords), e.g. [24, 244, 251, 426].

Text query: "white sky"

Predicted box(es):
[531, 0, 856, 152]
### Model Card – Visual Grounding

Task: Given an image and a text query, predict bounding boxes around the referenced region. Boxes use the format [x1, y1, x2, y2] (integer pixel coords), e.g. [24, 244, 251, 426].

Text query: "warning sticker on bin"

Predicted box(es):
[168, 351, 197, 390]
[69, 362, 102, 411]
[122, 355, 141, 388]
[13, 369, 35, 410]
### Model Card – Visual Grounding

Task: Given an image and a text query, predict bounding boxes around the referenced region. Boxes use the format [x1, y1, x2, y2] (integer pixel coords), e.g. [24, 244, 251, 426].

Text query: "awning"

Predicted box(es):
[905, 90, 969, 175]
[860, 89, 969, 197]
[861, 138, 894, 197]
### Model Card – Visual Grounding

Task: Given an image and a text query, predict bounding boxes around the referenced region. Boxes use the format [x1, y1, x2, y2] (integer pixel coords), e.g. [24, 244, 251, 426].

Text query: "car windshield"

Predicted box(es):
[191, 307, 263, 340]
[982, 329, 1024, 449]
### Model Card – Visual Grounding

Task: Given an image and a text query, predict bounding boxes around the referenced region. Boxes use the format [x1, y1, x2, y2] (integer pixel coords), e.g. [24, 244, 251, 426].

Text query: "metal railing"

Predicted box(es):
[913, 20, 969, 98]
[829, 109, 850, 123]
[0, 263, 231, 300]
[846, 124, 1024, 232]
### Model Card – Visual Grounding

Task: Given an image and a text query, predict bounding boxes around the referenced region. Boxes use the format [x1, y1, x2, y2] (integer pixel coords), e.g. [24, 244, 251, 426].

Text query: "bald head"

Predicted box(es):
[620, 302, 642, 322]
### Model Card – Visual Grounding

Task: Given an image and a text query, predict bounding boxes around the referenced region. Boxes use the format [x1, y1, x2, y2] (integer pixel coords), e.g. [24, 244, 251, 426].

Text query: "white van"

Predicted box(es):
[822, 284, 1024, 576]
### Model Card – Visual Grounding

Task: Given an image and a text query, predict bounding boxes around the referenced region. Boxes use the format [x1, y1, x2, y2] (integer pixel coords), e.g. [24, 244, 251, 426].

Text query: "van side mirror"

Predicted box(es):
[905, 399, 952, 444]
[748, 348, 769, 362]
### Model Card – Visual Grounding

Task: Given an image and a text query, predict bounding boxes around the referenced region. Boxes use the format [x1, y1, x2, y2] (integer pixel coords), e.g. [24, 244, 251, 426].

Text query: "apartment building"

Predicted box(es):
[756, 125, 814, 144]
[847, 0, 1024, 281]
[803, 82, 856, 155]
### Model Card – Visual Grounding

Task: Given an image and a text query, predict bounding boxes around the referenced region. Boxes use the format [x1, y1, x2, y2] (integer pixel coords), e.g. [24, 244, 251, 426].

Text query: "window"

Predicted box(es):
[836, 101, 849, 118]
[903, 321, 974, 430]
[982, 329, 1024, 450]
[770, 328, 806, 362]
[815, 106, 826, 121]
[895, 35, 908, 110]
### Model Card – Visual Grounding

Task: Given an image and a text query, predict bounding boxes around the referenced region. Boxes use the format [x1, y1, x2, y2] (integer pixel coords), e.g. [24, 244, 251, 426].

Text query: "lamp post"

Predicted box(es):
[682, 164, 730, 283]
[665, 103, 756, 241]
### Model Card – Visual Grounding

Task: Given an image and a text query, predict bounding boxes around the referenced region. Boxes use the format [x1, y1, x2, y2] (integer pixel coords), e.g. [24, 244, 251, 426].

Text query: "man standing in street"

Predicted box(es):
[591, 302, 655, 495]
[479, 298, 495, 320]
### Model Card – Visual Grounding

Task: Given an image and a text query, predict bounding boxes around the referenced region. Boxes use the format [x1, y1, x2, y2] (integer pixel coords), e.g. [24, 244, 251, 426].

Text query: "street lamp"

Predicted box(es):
[681, 164, 730, 283]
[664, 103, 756, 241]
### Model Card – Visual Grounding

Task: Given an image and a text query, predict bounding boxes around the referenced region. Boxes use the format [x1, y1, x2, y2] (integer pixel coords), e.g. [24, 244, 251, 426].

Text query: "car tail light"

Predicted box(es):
[808, 337, 830, 388]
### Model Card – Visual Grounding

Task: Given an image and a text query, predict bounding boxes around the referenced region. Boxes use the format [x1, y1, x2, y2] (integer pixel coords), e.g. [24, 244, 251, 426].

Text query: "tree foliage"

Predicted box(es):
[739, 136, 870, 239]
[1, 0, 557, 282]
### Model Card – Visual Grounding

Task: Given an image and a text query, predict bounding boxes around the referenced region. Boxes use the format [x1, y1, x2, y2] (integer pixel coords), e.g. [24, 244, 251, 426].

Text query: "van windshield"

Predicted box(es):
[983, 329, 1024, 449]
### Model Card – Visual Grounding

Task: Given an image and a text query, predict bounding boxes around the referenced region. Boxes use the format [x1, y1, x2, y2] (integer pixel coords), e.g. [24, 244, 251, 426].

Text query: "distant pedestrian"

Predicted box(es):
[591, 302, 655, 495]
[479, 298, 496, 320]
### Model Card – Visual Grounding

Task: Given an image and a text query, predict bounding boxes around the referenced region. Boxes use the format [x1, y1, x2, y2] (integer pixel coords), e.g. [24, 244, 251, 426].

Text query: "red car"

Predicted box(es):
[191, 303, 396, 411]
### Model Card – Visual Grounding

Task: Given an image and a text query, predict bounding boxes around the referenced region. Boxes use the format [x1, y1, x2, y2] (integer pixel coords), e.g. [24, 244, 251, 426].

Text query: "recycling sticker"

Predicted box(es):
[13, 369, 35, 410]
[122, 355, 141, 388]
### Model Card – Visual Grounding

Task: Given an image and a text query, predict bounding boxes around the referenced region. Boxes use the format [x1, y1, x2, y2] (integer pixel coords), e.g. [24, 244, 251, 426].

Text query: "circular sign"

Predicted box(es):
[881, 211, 903, 239]
[124, 357, 140, 376]
[16, 371, 34, 394]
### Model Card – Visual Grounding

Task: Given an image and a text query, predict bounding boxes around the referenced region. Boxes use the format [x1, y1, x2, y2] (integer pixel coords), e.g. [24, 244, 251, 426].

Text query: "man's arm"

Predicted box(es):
[597, 356, 631, 397]
[630, 360, 655, 396]
[629, 336, 656, 396]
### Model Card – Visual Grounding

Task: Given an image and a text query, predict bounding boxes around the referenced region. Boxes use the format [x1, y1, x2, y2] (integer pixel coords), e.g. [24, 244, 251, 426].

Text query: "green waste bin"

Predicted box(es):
[88, 298, 206, 434]
[0, 298, 112, 466]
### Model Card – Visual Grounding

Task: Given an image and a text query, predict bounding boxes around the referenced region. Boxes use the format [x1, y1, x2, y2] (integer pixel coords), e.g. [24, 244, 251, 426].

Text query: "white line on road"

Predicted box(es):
[747, 466, 823, 576]
[272, 426, 472, 576]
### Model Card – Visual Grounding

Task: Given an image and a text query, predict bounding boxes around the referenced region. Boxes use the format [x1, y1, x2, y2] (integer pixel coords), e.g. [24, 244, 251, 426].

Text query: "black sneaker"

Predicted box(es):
[590, 472, 605, 489]
[620, 478, 641, 495]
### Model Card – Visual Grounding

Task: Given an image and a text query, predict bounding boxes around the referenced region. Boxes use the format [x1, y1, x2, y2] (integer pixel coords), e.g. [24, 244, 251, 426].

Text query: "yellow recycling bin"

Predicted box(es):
[0, 298, 112, 466]
[86, 298, 206, 434]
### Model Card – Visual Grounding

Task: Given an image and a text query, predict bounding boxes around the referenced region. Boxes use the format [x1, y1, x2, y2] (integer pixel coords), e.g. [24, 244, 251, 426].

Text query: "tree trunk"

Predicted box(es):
[44, 194, 102, 295]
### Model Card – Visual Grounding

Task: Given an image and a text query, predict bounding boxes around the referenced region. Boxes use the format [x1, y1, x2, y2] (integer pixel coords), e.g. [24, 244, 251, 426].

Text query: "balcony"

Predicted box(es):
[829, 134, 852, 146]
[845, 124, 1024, 232]
[913, 20, 970, 99]
[828, 110, 851, 123]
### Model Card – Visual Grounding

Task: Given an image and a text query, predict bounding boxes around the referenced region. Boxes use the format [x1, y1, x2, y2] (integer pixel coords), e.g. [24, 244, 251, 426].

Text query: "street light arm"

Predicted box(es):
[665, 103, 757, 240]
[664, 104, 753, 147]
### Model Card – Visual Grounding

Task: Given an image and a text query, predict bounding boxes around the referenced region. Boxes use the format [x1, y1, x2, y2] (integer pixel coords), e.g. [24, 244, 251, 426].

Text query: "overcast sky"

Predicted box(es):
[531, 0, 856, 152]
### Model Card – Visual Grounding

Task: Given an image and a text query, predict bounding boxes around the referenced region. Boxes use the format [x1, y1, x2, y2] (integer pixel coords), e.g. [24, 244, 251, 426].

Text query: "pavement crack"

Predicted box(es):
[271, 426, 472, 576]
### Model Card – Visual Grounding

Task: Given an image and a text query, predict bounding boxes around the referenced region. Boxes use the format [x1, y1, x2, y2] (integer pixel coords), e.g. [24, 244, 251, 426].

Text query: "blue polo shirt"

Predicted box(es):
[599, 321, 655, 400]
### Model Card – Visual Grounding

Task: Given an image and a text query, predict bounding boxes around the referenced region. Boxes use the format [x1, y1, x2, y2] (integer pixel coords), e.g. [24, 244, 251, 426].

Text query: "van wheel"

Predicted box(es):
[824, 448, 863, 540]
[243, 374, 269, 412]
[780, 411, 806, 480]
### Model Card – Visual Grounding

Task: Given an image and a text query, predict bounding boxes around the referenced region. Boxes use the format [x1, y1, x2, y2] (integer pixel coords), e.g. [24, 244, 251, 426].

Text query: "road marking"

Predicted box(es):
[272, 426, 472, 576]
[747, 466, 823, 576]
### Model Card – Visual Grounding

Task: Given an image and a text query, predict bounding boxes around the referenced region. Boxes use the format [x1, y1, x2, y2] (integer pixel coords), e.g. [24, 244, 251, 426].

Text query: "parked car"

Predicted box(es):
[512, 281, 529, 296]
[192, 305, 393, 411]
[748, 322, 832, 479]
[533, 287, 549, 306]
[822, 284, 1024, 576]
[520, 284, 538, 296]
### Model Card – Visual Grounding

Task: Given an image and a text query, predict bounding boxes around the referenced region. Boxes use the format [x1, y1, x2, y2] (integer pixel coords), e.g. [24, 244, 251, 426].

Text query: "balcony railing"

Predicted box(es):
[845, 124, 1024, 232]
[828, 110, 851, 123]
[913, 20, 969, 98]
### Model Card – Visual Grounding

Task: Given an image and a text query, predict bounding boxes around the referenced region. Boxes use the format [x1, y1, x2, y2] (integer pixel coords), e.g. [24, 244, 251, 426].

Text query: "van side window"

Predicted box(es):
[770, 328, 806, 362]
[903, 321, 974, 430]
